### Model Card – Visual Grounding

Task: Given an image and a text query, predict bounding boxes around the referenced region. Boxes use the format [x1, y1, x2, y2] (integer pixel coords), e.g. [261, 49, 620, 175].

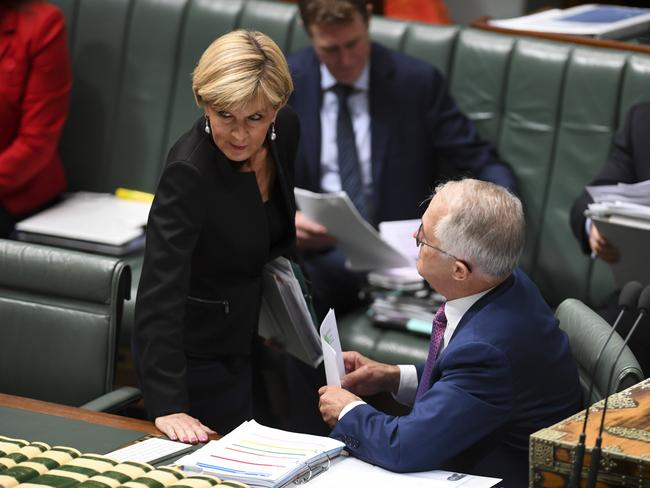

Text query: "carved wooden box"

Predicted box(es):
[530, 379, 650, 487]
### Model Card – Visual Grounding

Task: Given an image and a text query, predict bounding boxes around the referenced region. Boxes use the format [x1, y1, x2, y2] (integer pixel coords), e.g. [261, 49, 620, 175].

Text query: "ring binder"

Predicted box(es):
[174, 420, 344, 487]
[293, 453, 332, 485]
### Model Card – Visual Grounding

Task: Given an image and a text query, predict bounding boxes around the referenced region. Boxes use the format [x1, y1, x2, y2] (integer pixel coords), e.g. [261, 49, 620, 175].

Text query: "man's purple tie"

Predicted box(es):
[416, 304, 447, 400]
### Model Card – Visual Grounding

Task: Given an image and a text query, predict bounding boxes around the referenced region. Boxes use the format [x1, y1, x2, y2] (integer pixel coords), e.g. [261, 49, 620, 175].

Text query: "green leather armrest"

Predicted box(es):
[81, 386, 142, 413]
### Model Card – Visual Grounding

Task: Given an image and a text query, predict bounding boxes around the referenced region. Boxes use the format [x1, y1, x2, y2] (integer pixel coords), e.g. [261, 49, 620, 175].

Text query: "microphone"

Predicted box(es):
[567, 281, 643, 488]
[586, 284, 650, 488]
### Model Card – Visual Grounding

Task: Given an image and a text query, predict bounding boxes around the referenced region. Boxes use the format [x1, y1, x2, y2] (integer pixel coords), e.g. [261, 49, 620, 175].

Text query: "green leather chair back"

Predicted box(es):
[556, 298, 643, 408]
[0, 240, 131, 407]
[49, 0, 650, 308]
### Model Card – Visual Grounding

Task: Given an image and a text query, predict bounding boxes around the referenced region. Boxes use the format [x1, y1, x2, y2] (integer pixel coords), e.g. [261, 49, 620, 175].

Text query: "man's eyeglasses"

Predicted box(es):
[415, 223, 472, 272]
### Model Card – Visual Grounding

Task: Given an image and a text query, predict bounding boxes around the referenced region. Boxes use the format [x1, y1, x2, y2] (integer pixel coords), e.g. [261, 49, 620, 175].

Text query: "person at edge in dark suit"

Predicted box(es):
[134, 30, 298, 441]
[0, 0, 72, 238]
[570, 101, 650, 375]
[288, 0, 517, 317]
[319, 179, 581, 486]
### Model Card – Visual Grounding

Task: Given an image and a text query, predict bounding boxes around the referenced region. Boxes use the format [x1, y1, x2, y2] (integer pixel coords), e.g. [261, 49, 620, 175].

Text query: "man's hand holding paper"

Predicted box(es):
[295, 210, 337, 250]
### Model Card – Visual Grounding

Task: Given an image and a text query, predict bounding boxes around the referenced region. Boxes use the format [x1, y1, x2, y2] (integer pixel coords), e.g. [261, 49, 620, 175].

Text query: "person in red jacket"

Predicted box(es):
[0, 0, 72, 237]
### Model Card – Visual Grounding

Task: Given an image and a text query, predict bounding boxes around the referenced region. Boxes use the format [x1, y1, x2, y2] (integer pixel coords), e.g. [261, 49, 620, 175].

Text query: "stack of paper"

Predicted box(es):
[489, 4, 650, 39]
[14, 192, 151, 255]
[259, 257, 323, 367]
[369, 291, 445, 336]
[176, 420, 345, 488]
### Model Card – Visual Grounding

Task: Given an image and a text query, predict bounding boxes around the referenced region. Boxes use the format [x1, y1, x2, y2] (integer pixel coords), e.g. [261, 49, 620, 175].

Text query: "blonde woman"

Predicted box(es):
[134, 30, 298, 442]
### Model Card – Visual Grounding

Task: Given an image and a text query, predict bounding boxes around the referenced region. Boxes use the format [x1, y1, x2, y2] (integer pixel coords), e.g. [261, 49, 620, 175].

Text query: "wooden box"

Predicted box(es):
[530, 379, 650, 487]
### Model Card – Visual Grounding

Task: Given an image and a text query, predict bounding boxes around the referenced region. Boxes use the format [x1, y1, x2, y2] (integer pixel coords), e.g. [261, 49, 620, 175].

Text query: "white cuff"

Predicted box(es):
[394, 365, 418, 406]
[339, 400, 366, 420]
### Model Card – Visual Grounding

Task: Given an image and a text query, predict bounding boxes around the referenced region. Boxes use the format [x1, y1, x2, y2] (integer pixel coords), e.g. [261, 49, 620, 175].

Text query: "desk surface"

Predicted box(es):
[0, 393, 161, 453]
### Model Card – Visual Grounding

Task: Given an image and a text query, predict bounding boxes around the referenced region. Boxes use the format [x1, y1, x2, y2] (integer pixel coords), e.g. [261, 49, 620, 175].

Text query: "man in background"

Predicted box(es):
[288, 0, 516, 316]
[319, 179, 581, 486]
[571, 101, 650, 375]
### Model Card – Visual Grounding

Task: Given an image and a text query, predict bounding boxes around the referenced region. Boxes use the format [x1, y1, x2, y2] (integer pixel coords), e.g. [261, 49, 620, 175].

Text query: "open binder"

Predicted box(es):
[259, 257, 323, 367]
[175, 420, 344, 487]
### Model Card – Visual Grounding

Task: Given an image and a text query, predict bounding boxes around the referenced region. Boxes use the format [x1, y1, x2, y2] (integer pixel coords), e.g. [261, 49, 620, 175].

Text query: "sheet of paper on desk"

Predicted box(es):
[106, 437, 194, 464]
[295, 188, 411, 270]
[320, 308, 345, 386]
[307, 457, 501, 488]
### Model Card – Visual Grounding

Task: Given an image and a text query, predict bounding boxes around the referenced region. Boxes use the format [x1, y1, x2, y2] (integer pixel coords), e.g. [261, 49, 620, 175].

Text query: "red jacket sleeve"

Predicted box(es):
[0, 3, 72, 201]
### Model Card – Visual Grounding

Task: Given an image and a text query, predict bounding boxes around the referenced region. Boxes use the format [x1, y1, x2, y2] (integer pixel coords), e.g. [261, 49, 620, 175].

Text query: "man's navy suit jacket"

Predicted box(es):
[287, 42, 516, 223]
[331, 268, 582, 486]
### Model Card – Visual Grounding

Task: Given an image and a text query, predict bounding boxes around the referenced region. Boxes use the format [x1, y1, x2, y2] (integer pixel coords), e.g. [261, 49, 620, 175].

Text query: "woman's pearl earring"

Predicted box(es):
[204, 116, 211, 134]
[270, 122, 277, 141]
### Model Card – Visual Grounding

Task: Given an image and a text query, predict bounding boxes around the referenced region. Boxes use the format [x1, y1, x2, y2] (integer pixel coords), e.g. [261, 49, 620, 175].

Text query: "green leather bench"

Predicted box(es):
[48, 0, 650, 365]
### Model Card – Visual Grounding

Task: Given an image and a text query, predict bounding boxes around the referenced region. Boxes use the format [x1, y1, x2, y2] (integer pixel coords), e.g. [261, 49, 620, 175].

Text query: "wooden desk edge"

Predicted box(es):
[471, 17, 650, 55]
[0, 393, 161, 436]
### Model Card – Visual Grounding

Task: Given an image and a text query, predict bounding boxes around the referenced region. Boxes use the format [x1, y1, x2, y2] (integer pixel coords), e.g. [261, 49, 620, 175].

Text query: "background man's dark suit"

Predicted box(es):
[331, 268, 581, 486]
[288, 43, 516, 314]
[570, 101, 650, 375]
[571, 101, 650, 252]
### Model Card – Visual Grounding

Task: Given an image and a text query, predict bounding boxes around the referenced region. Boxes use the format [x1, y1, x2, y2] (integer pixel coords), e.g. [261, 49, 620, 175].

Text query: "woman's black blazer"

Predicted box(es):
[134, 106, 299, 419]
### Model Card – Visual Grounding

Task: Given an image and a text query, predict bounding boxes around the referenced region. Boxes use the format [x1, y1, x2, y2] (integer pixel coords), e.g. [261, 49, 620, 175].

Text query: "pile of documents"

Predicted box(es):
[585, 180, 650, 286]
[369, 290, 445, 336]
[14, 192, 151, 255]
[258, 257, 322, 367]
[176, 420, 345, 488]
[489, 4, 650, 39]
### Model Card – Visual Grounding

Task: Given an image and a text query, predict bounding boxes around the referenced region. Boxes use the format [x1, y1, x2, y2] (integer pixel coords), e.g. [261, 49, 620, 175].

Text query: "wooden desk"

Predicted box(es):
[471, 17, 650, 55]
[0, 393, 161, 453]
[0, 393, 160, 435]
[530, 379, 650, 487]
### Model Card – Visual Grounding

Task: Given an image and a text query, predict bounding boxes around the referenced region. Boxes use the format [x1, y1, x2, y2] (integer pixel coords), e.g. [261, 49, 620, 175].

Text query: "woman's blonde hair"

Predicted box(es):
[192, 30, 293, 111]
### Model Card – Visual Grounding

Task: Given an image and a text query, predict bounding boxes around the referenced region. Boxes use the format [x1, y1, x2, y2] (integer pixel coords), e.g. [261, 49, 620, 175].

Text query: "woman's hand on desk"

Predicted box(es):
[295, 211, 336, 250]
[155, 413, 216, 444]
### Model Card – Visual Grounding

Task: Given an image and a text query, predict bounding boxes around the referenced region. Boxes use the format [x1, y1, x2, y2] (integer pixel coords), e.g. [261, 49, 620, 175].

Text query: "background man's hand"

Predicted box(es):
[318, 385, 361, 427]
[589, 223, 620, 263]
[341, 351, 401, 397]
[295, 211, 337, 250]
[155, 413, 216, 444]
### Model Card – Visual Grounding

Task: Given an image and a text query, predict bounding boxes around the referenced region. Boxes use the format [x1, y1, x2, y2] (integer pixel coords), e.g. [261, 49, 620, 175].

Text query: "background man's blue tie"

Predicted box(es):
[415, 304, 447, 400]
[332, 84, 367, 219]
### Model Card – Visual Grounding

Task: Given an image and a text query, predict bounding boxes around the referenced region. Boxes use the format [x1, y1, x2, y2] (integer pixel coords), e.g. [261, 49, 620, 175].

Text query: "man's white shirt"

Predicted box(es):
[319, 62, 371, 195]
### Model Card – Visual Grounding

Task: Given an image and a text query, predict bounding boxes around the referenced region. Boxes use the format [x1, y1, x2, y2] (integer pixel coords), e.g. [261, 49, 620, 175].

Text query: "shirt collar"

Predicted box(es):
[320, 61, 370, 93]
[444, 287, 493, 333]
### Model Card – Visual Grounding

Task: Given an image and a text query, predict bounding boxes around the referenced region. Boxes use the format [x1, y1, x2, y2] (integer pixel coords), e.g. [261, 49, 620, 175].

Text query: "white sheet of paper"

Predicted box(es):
[322, 341, 341, 387]
[378, 219, 421, 265]
[295, 188, 411, 270]
[307, 457, 501, 488]
[319, 308, 345, 386]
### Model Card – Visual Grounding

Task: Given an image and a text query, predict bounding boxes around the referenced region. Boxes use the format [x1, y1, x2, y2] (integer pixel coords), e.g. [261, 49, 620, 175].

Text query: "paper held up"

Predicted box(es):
[319, 309, 345, 387]
[295, 188, 412, 271]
